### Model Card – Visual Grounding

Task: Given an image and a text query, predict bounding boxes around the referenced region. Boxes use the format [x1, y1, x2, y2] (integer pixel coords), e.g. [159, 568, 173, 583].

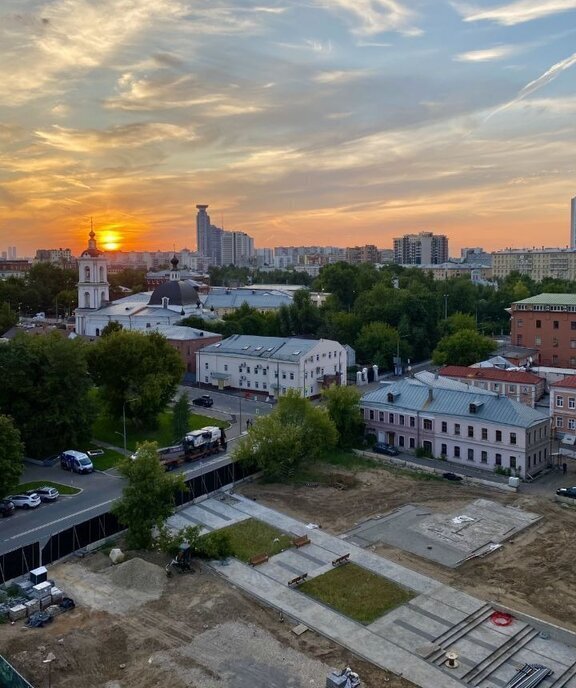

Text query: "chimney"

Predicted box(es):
[428, 387, 433, 403]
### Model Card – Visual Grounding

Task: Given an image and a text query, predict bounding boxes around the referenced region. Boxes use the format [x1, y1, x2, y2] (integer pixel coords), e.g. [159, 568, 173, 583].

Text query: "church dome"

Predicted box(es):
[148, 279, 200, 307]
[80, 229, 104, 257]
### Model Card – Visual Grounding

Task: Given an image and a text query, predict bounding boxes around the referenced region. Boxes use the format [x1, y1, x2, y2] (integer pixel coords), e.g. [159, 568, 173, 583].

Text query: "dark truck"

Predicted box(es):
[133, 426, 227, 471]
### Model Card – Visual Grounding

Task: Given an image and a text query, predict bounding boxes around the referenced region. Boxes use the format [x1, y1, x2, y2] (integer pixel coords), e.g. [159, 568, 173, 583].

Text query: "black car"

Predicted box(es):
[372, 442, 400, 456]
[557, 487, 576, 499]
[192, 395, 213, 408]
[0, 499, 15, 517]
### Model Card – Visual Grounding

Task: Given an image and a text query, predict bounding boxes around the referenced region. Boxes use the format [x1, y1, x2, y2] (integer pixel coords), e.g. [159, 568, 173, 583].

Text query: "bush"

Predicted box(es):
[415, 447, 434, 459]
[199, 530, 233, 560]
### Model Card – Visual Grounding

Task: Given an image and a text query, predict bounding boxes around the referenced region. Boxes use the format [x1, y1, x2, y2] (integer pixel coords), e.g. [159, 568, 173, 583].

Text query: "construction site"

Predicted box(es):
[2, 463, 576, 688]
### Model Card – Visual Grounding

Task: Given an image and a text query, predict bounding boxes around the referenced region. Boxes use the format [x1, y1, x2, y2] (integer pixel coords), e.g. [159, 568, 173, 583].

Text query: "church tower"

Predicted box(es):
[75, 227, 109, 335]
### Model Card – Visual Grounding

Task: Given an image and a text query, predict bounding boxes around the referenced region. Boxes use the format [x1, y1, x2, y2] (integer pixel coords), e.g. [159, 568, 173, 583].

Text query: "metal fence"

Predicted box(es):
[0, 655, 35, 688]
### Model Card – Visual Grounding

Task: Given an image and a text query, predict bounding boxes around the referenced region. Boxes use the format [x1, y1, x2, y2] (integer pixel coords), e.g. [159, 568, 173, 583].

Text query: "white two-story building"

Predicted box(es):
[196, 335, 347, 399]
[361, 379, 550, 478]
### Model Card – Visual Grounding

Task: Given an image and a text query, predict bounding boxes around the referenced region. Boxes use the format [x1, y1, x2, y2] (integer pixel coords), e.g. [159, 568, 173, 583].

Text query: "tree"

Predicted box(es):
[233, 390, 338, 480]
[88, 330, 185, 425]
[101, 321, 123, 337]
[0, 415, 24, 496]
[355, 322, 408, 370]
[0, 302, 18, 335]
[0, 334, 95, 458]
[322, 385, 363, 448]
[439, 312, 477, 338]
[113, 441, 185, 549]
[172, 393, 190, 442]
[432, 330, 495, 367]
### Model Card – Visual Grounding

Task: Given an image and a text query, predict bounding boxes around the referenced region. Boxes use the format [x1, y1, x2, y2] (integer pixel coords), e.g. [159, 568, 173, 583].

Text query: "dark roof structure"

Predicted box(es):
[148, 279, 200, 306]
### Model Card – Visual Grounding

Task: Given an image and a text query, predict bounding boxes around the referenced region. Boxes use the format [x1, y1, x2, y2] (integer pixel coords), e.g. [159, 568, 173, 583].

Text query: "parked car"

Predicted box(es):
[556, 487, 576, 498]
[8, 493, 41, 509]
[27, 486, 59, 502]
[372, 442, 400, 456]
[0, 499, 15, 517]
[60, 450, 94, 474]
[442, 472, 463, 482]
[192, 395, 214, 408]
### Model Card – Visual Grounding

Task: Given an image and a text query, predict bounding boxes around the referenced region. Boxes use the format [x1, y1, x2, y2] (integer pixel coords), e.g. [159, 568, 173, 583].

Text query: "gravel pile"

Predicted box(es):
[109, 558, 166, 597]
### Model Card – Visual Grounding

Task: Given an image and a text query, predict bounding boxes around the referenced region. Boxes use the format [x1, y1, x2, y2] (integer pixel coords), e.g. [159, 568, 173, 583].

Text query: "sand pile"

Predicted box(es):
[109, 557, 166, 598]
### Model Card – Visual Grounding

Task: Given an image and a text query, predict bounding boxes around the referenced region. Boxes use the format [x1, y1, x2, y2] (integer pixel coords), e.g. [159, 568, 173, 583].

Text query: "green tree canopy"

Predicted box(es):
[440, 312, 477, 337]
[432, 330, 495, 367]
[0, 415, 24, 497]
[355, 322, 409, 369]
[322, 385, 363, 448]
[0, 334, 94, 458]
[233, 390, 338, 480]
[113, 441, 185, 549]
[88, 330, 185, 425]
[0, 302, 18, 335]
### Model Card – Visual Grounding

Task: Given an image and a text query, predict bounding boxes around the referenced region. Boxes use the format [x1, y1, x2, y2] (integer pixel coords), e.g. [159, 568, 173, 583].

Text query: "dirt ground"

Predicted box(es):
[239, 467, 576, 630]
[1, 551, 412, 688]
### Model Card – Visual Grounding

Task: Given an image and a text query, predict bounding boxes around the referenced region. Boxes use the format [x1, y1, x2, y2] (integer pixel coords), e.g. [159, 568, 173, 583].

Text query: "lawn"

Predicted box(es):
[300, 563, 414, 624]
[16, 481, 80, 496]
[92, 409, 229, 452]
[86, 446, 126, 471]
[221, 518, 293, 562]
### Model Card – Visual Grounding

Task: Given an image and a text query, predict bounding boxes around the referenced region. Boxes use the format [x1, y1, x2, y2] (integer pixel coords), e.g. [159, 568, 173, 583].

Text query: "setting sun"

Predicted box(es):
[100, 228, 122, 251]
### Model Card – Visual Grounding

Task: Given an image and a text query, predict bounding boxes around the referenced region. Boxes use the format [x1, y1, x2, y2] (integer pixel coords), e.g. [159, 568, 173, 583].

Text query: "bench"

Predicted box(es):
[249, 553, 269, 567]
[331, 553, 350, 567]
[292, 535, 311, 548]
[288, 573, 308, 587]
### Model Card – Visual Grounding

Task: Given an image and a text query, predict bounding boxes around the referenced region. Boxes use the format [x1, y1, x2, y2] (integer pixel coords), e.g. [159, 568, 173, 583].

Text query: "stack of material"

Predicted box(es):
[326, 668, 361, 688]
[50, 587, 63, 604]
[25, 599, 40, 615]
[15, 580, 33, 596]
[31, 581, 52, 599]
[504, 664, 553, 688]
[9, 604, 27, 621]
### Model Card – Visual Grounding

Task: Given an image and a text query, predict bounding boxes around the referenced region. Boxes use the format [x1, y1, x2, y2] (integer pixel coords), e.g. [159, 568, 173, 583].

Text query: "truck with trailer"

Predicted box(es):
[133, 426, 227, 470]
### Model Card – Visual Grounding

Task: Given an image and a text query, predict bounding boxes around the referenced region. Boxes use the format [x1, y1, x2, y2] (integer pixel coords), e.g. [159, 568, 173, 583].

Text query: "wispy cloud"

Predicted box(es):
[313, 69, 372, 83]
[453, 0, 576, 26]
[321, 0, 421, 36]
[455, 45, 520, 62]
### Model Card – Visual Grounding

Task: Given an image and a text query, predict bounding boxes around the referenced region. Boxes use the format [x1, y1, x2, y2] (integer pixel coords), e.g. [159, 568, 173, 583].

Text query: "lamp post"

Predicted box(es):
[443, 293, 449, 320]
[43, 652, 56, 688]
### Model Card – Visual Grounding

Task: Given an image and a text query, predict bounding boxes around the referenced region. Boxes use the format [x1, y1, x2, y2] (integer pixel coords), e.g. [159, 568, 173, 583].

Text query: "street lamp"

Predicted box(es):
[116, 398, 136, 454]
[43, 652, 56, 688]
[443, 294, 449, 320]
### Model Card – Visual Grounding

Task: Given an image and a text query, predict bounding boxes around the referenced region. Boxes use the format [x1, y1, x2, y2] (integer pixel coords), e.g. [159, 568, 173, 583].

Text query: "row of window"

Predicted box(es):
[517, 318, 576, 329]
[555, 396, 576, 409]
[556, 417, 576, 430]
[515, 304, 576, 313]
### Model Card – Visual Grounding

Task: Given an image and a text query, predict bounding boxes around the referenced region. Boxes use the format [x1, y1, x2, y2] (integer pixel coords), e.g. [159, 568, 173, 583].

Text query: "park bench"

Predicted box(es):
[292, 535, 311, 548]
[288, 573, 308, 587]
[331, 553, 350, 567]
[249, 553, 269, 567]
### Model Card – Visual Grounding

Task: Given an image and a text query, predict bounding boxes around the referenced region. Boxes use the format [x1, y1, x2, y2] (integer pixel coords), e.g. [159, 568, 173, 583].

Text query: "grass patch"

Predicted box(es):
[220, 518, 293, 562]
[320, 448, 379, 471]
[300, 563, 414, 624]
[92, 409, 229, 452]
[16, 481, 80, 495]
[87, 446, 126, 471]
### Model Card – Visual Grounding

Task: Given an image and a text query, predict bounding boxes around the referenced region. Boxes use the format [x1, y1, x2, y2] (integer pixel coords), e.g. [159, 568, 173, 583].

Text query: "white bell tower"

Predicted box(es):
[75, 227, 109, 335]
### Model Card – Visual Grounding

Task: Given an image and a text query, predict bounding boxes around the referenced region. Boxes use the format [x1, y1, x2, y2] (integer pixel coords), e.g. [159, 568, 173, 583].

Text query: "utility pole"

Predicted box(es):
[443, 293, 449, 320]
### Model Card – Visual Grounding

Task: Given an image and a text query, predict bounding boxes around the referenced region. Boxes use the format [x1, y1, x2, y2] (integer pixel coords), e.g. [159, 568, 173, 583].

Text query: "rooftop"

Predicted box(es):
[203, 288, 293, 310]
[361, 379, 548, 428]
[440, 365, 543, 385]
[512, 293, 576, 306]
[199, 334, 331, 361]
[551, 375, 576, 390]
[155, 325, 221, 341]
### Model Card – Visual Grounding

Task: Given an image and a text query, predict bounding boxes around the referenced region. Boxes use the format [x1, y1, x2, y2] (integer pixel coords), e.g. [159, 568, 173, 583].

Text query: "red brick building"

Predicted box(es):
[510, 293, 576, 368]
[550, 375, 576, 434]
[439, 366, 545, 408]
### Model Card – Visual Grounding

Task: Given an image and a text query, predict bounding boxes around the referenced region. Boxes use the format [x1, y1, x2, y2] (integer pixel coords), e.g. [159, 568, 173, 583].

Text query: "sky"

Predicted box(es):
[1, 0, 576, 257]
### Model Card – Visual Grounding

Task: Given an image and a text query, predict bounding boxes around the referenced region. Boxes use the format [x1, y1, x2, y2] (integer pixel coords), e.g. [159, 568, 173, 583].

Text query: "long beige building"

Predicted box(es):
[492, 248, 576, 281]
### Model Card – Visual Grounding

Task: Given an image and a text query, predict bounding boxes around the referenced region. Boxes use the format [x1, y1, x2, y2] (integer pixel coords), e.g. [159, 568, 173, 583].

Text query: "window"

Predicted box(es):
[409, 437, 415, 448]
[535, 336, 542, 345]
[572, 321, 576, 330]
[389, 413, 394, 423]
[553, 320, 559, 329]
[246, 367, 251, 373]
[369, 410, 374, 420]
[517, 319, 523, 327]
[423, 419, 432, 431]
[553, 338, 559, 348]
[510, 456, 516, 469]
[556, 396, 564, 408]
[224, 364, 228, 371]
[509, 385, 516, 393]
[263, 382, 267, 390]
[510, 432, 517, 445]
[205, 362, 208, 369]
[454, 446, 460, 458]
[495, 453, 502, 466]
[282, 372, 286, 379]
[409, 417, 415, 428]
[399, 415, 405, 426]
[399, 436, 405, 447]
[289, 372, 294, 380]
[255, 382, 259, 389]
[204, 376, 208, 383]
[379, 411, 384, 422]
[467, 426, 474, 438]
[454, 423, 461, 436]
[441, 444, 447, 456]
[557, 416, 564, 428]
[571, 340, 576, 349]
[570, 398, 576, 409]
[467, 448, 474, 461]
[481, 428, 488, 441]
[441, 421, 447, 433]
[481, 451, 487, 463]
[536, 319, 541, 328]
[493, 383, 500, 391]
[569, 419, 576, 430]
[496, 430, 502, 442]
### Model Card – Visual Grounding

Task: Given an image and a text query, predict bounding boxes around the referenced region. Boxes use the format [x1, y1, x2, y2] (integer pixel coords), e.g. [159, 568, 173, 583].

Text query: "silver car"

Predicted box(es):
[8, 493, 42, 509]
[27, 487, 59, 502]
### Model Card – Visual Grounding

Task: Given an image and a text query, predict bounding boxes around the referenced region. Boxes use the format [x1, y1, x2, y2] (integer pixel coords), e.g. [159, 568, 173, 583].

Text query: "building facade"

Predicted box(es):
[345, 245, 379, 264]
[571, 197, 576, 249]
[439, 366, 545, 407]
[221, 231, 254, 267]
[492, 248, 576, 282]
[550, 375, 576, 435]
[0, 260, 31, 279]
[202, 288, 293, 317]
[510, 293, 576, 368]
[393, 232, 449, 265]
[361, 380, 550, 477]
[196, 334, 347, 398]
[35, 248, 73, 265]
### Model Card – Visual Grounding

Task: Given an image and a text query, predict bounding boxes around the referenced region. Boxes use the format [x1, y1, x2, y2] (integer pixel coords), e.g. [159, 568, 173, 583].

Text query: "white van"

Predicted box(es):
[60, 450, 94, 474]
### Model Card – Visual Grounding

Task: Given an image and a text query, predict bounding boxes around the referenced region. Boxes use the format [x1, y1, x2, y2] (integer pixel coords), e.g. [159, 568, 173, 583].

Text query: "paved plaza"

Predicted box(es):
[167, 494, 576, 688]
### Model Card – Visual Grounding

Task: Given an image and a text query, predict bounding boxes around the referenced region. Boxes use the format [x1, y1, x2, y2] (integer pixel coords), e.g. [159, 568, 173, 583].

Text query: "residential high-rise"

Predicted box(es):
[221, 231, 254, 267]
[393, 232, 449, 265]
[196, 205, 211, 256]
[571, 196, 576, 249]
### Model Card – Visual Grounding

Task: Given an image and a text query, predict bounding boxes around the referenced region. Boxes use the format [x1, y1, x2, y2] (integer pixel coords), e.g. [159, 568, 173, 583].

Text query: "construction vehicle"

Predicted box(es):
[133, 426, 227, 471]
[165, 543, 193, 577]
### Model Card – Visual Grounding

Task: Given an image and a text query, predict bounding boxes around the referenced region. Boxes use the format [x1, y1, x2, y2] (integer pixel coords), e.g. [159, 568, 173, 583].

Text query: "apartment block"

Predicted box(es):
[439, 366, 545, 407]
[550, 375, 576, 434]
[493, 248, 576, 282]
[393, 232, 449, 265]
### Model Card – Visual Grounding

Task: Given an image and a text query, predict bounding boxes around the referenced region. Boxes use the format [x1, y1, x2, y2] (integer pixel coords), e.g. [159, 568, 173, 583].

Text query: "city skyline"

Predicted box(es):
[1, 0, 576, 255]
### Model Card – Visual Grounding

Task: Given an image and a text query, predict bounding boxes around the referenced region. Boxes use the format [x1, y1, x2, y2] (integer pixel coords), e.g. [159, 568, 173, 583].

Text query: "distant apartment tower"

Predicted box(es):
[35, 248, 73, 265]
[345, 245, 379, 264]
[571, 196, 576, 249]
[221, 231, 254, 267]
[393, 232, 448, 265]
[7, 246, 17, 259]
[195, 204, 223, 265]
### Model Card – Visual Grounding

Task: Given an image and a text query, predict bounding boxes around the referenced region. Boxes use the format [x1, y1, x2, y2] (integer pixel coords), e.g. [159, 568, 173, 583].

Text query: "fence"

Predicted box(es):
[0, 458, 257, 584]
[0, 655, 34, 688]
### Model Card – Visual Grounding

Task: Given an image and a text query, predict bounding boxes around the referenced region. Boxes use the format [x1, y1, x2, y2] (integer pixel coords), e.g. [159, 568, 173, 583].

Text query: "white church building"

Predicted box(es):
[74, 230, 214, 337]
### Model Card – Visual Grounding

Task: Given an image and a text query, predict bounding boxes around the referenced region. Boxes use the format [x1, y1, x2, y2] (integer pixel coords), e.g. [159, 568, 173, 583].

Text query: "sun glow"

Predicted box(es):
[100, 228, 122, 251]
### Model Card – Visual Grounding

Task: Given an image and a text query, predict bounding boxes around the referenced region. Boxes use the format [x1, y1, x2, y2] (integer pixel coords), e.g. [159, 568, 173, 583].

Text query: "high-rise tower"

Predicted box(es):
[571, 197, 576, 249]
[196, 205, 210, 256]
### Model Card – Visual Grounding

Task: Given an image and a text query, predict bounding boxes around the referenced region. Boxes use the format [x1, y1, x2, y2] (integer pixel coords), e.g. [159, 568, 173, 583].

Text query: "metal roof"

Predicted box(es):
[199, 334, 324, 362]
[362, 379, 548, 428]
[513, 293, 576, 306]
[202, 288, 292, 310]
[154, 325, 221, 341]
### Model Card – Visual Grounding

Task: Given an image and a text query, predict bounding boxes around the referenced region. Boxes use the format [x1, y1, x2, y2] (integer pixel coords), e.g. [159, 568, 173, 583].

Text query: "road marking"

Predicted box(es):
[6, 499, 117, 540]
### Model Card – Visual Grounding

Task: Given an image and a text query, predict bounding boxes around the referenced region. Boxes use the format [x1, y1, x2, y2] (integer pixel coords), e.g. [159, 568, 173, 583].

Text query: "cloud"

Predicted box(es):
[313, 69, 372, 83]
[321, 0, 420, 36]
[453, 0, 576, 26]
[35, 123, 195, 152]
[455, 45, 520, 62]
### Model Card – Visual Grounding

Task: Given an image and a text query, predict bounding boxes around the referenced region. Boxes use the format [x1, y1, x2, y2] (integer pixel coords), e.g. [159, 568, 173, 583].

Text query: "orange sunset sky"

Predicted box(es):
[1, 0, 575, 257]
